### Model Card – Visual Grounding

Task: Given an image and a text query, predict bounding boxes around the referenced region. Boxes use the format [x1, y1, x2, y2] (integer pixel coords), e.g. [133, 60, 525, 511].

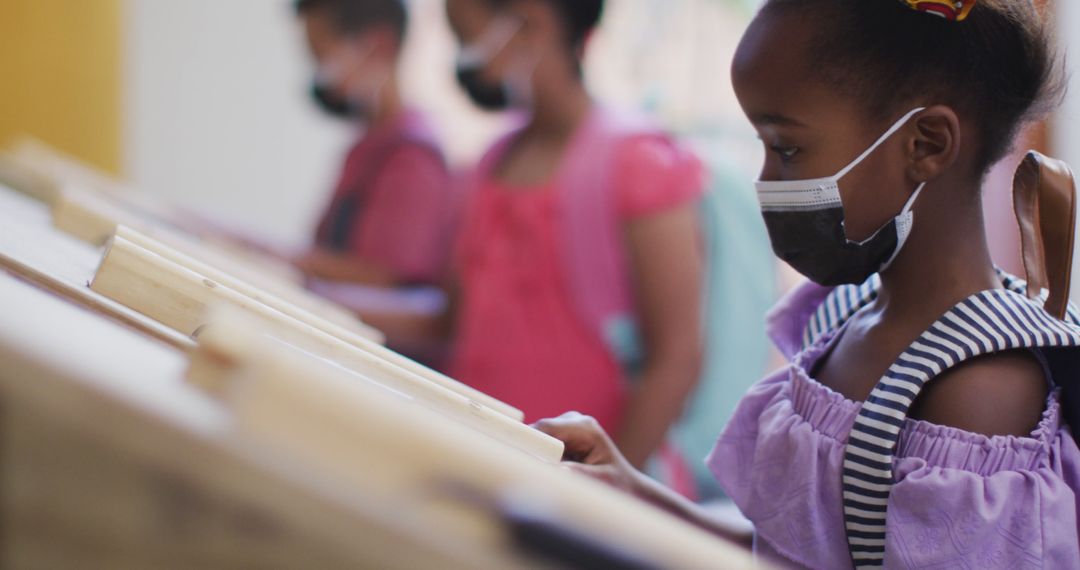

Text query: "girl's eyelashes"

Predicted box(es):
[769, 145, 800, 163]
[754, 131, 801, 165]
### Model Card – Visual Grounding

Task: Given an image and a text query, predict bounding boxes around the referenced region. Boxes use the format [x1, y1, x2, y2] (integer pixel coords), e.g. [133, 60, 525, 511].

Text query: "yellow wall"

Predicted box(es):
[0, 0, 123, 174]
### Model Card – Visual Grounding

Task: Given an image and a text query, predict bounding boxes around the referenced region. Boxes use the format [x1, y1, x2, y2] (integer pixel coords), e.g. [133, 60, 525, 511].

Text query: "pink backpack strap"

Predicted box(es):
[467, 107, 696, 373]
[316, 122, 445, 252]
[557, 107, 689, 372]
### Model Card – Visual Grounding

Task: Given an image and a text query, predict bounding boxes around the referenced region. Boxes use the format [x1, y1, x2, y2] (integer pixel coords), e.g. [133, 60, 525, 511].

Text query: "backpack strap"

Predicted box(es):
[1014, 150, 1077, 320]
[841, 288, 1080, 568]
[317, 128, 444, 252]
[801, 275, 882, 349]
[557, 108, 652, 372]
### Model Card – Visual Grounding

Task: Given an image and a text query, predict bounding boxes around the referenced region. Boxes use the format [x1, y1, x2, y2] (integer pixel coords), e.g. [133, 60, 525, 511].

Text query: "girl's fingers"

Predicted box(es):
[533, 412, 605, 446]
[562, 462, 637, 494]
[563, 462, 616, 484]
[534, 413, 620, 465]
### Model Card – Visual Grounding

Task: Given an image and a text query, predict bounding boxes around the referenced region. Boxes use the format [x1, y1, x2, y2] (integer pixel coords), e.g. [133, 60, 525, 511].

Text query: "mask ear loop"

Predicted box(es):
[834, 107, 927, 181]
[836, 106, 928, 264]
[317, 41, 381, 120]
[317, 40, 377, 84]
[504, 43, 544, 110]
[457, 16, 525, 68]
[879, 181, 927, 271]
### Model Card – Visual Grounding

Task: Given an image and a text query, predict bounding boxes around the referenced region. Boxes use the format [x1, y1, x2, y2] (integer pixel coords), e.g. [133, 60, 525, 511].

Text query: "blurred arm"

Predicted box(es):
[616, 202, 704, 468]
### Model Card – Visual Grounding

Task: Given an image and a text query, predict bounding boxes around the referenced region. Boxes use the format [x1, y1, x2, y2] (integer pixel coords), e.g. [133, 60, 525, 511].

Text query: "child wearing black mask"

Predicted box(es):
[443, 0, 707, 487]
[536, 1, 1080, 568]
[293, 0, 453, 288]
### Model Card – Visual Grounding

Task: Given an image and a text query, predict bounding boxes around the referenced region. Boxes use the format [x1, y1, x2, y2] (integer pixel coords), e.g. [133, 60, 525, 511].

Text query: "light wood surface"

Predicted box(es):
[208, 313, 760, 570]
[11, 138, 382, 340]
[48, 183, 305, 283]
[6, 136, 130, 200]
[0, 186, 192, 350]
[91, 233, 525, 421]
[48, 184, 374, 334]
[50, 184, 140, 244]
[0, 270, 533, 570]
[117, 225, 384, 344]
[0, 167, 763, 568]
[88, 234, 552, 460]
[0, 150, 59, 202]
[191, 310, 563, 463]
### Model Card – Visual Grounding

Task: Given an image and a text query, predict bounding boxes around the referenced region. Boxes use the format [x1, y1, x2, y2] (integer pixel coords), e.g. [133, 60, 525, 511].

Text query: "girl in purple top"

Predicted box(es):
[536, 1, 1080, 568]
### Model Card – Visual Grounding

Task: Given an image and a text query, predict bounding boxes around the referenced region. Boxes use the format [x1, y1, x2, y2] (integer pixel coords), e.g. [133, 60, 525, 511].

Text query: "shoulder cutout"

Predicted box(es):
[910, 349, 1049, 437]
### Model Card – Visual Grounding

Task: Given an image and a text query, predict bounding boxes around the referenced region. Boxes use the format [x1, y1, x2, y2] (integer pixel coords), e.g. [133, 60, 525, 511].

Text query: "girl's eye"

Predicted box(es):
[771, 145, 800, 162]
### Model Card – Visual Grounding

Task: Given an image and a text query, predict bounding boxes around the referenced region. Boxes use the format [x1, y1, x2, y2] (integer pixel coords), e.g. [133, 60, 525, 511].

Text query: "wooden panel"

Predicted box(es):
[117, 225, 384, 344]
[205, 315, 759, 570]
[0, 165, 760, 567]
[190, 310, 563, 463]
[10, 139, 378, 338]
[0, 186, 192, 350]
[0, 270, 529, 570]
[90, 234, 525, 421]
[48, 184, 373, 336]
[0, 151, 59, 203]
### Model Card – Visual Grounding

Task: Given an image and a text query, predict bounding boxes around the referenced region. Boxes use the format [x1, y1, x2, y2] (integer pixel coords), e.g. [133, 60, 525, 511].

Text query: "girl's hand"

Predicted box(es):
[533, 412, 643, 495]
[537, 412, 750, 546]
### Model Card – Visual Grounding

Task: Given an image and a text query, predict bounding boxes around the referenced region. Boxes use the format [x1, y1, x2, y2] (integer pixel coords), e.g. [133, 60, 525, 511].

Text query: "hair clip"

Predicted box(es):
[898, 0, 977, 21]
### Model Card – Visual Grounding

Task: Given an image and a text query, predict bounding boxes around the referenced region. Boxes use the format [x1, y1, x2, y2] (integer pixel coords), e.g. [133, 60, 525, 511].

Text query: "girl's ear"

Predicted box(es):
[908, 105, 962, 183]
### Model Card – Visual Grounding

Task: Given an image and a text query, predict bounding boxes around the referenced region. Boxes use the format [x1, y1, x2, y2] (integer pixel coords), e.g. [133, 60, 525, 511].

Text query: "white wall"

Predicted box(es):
[124, 0, 512, 249]
[122, 0, 759, 249]
[125, 0, 353, 247]
[1056, 1, 1080, 299]
[1056, 2, 1080, 165]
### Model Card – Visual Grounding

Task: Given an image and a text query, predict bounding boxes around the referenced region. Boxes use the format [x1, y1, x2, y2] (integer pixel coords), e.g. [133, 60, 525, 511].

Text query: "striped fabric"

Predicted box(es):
[802, 274, 882, 349]
[802, 272, 1080, 568]
[803, 271, 1080, 349]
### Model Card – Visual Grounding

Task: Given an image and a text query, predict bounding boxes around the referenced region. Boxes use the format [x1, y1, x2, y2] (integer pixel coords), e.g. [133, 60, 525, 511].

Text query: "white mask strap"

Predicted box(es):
[457, 16, 524, 68]
[900, 181, 926, 216]
[879, 181, 927, 271]
[316, 41, 377, 84]
[834, 107, 926, 181]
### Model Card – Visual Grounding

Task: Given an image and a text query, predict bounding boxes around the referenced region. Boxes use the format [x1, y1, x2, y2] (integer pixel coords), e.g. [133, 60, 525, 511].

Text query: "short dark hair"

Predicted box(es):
[486, 0, 604, 53]
[760, 0, 1065, 174]
[294, 0, 407, 40]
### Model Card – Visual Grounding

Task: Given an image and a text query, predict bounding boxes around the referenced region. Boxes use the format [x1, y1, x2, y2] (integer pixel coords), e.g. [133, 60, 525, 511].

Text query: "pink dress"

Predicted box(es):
[315, 110, 452, 284]
[449, 135, 703, 432]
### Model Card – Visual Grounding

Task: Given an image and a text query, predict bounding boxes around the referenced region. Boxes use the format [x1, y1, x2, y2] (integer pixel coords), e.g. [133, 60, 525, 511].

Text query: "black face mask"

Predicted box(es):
[755, 107, 926, 286]
[311, 81, 363, 120]
[455, 64, 510, 111]
[760, 208, 904, 287]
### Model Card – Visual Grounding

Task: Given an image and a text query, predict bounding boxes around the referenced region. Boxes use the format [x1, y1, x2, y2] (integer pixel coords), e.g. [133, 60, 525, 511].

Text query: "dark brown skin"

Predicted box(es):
[445, 0, 704, 468]
[733, 9, 1047, 435]
[536, 6, 1048, 542]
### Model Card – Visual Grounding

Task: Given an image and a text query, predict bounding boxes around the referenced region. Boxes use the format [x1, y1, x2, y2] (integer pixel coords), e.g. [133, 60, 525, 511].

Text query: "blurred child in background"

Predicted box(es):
[538, 1, 1080, 566]
[445, 0, 706, 480]
[293, 0, 454, 287]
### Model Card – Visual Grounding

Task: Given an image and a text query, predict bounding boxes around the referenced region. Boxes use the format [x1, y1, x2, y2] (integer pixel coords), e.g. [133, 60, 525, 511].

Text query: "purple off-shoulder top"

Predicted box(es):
[707, 282, 1080, 568]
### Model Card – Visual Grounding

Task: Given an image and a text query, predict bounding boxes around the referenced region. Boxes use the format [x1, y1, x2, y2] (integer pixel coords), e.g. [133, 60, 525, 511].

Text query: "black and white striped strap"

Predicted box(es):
[802, 270, 1080, 350]
[841, 288, 1080, 568]
[802, 275, 881, 349]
